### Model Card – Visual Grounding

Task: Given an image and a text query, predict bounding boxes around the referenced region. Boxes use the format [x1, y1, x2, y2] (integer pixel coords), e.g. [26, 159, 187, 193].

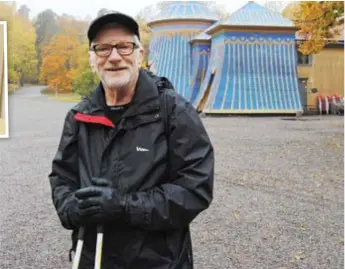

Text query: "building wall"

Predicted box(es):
[297, 46, 344, 111]
[193, 33, 225, 112]
[148, 20, 213, 99]
[189, 41, 211, 103]
[195, 31, 303, 114]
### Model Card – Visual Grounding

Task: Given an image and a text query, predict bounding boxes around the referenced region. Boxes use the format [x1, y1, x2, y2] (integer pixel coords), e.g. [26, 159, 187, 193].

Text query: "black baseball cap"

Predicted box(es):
[87, 10, 140, 43]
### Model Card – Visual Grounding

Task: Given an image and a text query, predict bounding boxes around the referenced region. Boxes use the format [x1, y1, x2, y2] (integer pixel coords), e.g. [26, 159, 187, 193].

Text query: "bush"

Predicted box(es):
[72, 70, 99, 97]
[8, 83, 19, 94]
[40, 87, 51, 95]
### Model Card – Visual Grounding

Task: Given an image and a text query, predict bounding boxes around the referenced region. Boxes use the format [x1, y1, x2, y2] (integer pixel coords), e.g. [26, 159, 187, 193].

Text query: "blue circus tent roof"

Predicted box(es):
[148, 1, 219, 25]
[206, 1, 296, 35]
[223, 1, 294, 27]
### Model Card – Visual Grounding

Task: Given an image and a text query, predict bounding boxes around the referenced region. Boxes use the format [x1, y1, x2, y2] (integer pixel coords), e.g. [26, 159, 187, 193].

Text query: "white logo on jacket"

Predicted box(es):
[136, 147, 149, 152]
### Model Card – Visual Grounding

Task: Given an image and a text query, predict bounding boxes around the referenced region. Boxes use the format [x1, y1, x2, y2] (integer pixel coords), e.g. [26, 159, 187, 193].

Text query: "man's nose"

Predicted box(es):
[108, 47, 122, 62]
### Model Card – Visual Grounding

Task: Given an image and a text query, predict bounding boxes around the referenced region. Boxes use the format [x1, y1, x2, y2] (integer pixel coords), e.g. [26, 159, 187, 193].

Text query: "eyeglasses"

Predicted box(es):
[91, 42, 139, 57]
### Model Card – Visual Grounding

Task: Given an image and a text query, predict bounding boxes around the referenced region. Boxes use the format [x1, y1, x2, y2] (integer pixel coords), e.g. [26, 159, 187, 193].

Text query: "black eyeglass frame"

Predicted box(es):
[90, 42, 140, 57]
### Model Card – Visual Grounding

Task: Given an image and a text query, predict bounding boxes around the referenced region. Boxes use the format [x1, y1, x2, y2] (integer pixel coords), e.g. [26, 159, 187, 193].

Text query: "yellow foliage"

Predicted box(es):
[135, 15, 152, 66]
[0, 2, 38, 84]
[40, 35, 83, 92]
[56, 16, 89, 44]
[0, 2, 16, 29]
[285, 1, 344, 54]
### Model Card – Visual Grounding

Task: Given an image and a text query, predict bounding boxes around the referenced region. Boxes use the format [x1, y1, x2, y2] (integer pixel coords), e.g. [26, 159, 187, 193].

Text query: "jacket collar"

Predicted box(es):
[86, 69, 160, 117]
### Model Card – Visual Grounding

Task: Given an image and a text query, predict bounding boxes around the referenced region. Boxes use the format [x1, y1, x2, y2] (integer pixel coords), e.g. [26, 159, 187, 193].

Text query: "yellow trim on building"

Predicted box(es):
[149, 19, 213, 28]
[205, 109, 303, 114]
[207, 25, 298, 37]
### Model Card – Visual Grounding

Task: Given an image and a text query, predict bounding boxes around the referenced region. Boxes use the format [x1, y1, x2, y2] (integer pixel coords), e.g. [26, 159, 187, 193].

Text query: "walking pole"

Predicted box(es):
[72, 227, 85, 269]
[94, 225, 104, 269]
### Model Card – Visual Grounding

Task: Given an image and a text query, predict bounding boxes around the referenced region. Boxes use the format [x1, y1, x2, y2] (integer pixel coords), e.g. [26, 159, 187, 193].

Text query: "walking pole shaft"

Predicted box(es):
[94, 225, 104, 269]
[72, 227, 85, 269]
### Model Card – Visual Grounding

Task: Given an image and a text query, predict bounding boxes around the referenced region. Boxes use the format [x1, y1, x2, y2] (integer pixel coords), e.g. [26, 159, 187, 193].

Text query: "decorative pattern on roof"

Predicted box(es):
[149, 1, 219, 24]
[220, 1, 294, 27]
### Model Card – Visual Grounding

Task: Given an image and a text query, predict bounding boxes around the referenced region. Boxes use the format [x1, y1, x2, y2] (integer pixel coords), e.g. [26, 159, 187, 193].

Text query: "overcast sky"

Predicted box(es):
[12, 0, 289, 21]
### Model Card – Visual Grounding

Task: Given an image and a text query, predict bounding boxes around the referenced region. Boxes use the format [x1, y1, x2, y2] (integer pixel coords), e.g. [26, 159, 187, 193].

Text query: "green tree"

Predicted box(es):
[33, 9, 60, 74]
[72, 44, 99, 96]
[72, 70, 99, 97]
[17, 4, 30, 20]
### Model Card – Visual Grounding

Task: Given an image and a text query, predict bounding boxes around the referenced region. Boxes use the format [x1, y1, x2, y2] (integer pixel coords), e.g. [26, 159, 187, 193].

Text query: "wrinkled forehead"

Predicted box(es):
[91, 23, 135, 44]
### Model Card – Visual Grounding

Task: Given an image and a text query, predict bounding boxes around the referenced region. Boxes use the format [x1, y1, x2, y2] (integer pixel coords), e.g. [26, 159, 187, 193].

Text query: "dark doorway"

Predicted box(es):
[298, 78, 308, 113]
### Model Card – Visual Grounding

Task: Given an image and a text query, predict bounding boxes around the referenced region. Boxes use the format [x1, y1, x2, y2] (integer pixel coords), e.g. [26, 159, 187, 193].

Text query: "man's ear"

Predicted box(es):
[89, 51, 97, 73]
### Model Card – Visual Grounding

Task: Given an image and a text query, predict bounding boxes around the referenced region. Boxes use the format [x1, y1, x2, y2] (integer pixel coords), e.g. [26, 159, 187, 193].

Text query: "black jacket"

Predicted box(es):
[49, 69, 214, 269]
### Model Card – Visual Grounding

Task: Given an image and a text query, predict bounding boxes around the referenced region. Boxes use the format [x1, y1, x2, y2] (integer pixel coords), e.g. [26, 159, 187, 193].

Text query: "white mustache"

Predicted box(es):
[105, 67, 127, 71]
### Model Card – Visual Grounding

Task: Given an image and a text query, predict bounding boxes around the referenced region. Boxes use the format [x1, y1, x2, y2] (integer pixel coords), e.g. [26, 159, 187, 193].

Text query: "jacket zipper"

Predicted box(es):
[98, 105, 160, 178]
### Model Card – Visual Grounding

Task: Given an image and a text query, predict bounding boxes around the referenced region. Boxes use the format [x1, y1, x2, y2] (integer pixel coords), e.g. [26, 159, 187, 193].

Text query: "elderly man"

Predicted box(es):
[49, 11, 214, 269]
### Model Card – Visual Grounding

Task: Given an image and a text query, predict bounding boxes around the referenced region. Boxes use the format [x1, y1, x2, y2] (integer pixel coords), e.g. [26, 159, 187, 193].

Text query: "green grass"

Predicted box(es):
[41, 88, 82, 102]
[48, 93, 82, 103]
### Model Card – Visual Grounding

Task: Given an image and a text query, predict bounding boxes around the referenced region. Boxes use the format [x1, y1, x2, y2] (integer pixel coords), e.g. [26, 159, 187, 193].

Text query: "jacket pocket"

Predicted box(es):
[124, 113, 162, 131]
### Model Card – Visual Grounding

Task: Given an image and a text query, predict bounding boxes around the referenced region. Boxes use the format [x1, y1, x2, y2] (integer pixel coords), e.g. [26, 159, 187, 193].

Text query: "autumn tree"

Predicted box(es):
[0, 2, 38, 85]
[135, 8, 153, 68]
[0, 2, 17, 82]
[40, 35, 80, 92]
[283, 1, 344, 54]
[33, 9, 60, 74]
[10, 15, 38, 85]
[0, 1, 16, 24]
[17, 4, 30, 20]
[56, 14, 89, 44]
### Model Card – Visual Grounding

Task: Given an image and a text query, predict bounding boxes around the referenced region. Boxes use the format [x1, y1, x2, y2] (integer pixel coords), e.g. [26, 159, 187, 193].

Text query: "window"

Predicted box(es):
[297, 51, 312, 65]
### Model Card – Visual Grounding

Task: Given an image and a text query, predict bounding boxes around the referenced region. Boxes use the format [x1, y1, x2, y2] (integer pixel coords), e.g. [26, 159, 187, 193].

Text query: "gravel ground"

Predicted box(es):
[0, 86, 343, 269]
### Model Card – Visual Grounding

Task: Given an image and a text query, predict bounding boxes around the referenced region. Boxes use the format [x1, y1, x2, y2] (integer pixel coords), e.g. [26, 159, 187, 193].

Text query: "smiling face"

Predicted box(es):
[89, 26, 144, 92]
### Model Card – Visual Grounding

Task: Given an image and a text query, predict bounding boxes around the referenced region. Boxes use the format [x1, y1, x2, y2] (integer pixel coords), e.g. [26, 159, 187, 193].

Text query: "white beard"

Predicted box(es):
[100, 69, 132, 90]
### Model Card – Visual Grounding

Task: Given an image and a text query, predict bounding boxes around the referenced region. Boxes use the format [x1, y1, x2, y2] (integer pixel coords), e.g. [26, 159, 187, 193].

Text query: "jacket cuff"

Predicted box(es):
[124, 193, 151, 227]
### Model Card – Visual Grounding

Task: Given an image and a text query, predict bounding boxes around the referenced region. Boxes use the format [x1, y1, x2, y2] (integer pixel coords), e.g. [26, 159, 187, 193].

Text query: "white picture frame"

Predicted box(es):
[0, 21, 8, 138]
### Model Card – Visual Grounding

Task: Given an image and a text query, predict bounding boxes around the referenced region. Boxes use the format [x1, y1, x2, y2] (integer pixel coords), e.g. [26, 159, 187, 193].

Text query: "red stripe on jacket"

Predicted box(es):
[74, 113, 115, 128]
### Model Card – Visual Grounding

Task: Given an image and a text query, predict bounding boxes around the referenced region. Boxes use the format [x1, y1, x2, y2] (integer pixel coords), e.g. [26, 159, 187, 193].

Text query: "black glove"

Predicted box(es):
[74, 177, 126, 225]
[67, 193, 86, 228]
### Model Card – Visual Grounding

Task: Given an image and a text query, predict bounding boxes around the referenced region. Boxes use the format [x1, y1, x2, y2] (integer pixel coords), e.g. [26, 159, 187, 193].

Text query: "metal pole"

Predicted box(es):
[72, 227, 85, 269]
[94, 225, 104, 269]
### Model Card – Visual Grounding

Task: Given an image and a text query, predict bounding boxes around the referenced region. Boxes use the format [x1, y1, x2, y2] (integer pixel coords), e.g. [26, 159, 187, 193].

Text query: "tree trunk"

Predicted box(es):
[19, 76, 24, 87]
